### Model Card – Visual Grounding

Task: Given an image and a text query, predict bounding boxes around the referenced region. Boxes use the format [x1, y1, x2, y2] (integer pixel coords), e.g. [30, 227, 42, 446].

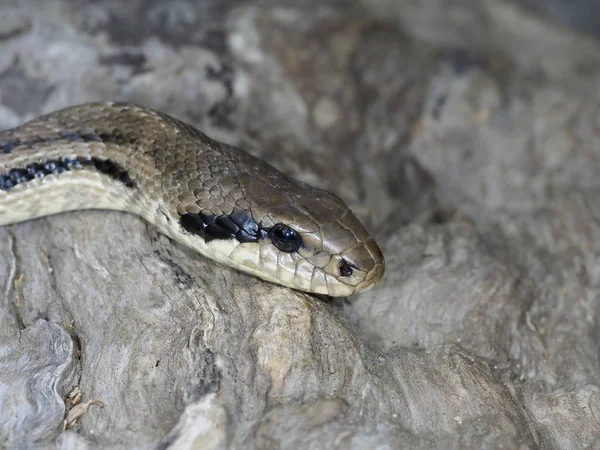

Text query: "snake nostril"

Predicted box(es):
[339, 260, 357, 278]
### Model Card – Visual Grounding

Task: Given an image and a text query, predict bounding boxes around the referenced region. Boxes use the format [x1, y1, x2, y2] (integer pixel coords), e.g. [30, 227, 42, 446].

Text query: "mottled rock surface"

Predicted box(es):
[1, 0, 599, 449]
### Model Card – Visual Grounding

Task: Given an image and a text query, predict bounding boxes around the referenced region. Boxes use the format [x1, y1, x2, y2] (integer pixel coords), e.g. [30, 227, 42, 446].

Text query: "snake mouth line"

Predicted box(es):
[0, 157, 135, 191]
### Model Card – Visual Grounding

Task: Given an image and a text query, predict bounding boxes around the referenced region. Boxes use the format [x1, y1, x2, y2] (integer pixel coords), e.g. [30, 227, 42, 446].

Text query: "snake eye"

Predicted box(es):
[270, 224, 302, 252]
[339, 260, 356, 277]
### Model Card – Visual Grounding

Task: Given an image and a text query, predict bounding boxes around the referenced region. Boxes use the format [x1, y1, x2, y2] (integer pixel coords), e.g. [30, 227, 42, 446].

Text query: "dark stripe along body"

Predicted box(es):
[0, 157, 133, 191]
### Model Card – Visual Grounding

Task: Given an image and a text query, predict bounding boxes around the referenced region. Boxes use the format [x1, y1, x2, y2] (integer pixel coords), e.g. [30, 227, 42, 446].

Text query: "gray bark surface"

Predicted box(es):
[1, 0, 599, 449]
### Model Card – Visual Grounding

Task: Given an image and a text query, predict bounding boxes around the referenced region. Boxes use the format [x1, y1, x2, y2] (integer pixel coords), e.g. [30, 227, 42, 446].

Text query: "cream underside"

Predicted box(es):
[0, 172, 350, 296]
[162, 220, 342, 296]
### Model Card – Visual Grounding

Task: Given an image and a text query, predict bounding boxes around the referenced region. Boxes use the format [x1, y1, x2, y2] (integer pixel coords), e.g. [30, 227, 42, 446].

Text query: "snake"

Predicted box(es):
[0, 102, 384, 296]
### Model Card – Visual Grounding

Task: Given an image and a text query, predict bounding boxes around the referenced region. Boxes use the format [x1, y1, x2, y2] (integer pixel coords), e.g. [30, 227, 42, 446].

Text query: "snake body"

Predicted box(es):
[0, 102, 384, 296]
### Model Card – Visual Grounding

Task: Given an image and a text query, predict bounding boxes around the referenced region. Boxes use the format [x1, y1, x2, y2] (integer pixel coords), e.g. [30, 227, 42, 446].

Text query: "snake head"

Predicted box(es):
[162, 132, 384, 297]
[242, 174, 385, 296]
[174, 156, 385, 296]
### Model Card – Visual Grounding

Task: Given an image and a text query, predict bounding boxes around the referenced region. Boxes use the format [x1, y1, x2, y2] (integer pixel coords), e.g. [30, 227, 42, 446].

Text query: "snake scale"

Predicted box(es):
[0, 102, 384, 296]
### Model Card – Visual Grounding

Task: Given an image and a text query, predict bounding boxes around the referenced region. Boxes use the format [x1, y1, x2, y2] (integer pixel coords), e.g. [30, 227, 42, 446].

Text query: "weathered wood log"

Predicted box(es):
[1, 1, 599, 449]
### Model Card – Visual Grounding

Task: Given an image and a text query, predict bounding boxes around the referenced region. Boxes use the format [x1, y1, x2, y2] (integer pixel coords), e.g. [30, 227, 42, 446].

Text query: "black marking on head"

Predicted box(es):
[0, 156, 135, 191]
[0, 129, 138, 154]
[179, 208, 268, 243]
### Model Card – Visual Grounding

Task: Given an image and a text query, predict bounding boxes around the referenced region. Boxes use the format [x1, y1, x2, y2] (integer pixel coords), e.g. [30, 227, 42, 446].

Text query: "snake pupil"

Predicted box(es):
[270, 224, 302, 252]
